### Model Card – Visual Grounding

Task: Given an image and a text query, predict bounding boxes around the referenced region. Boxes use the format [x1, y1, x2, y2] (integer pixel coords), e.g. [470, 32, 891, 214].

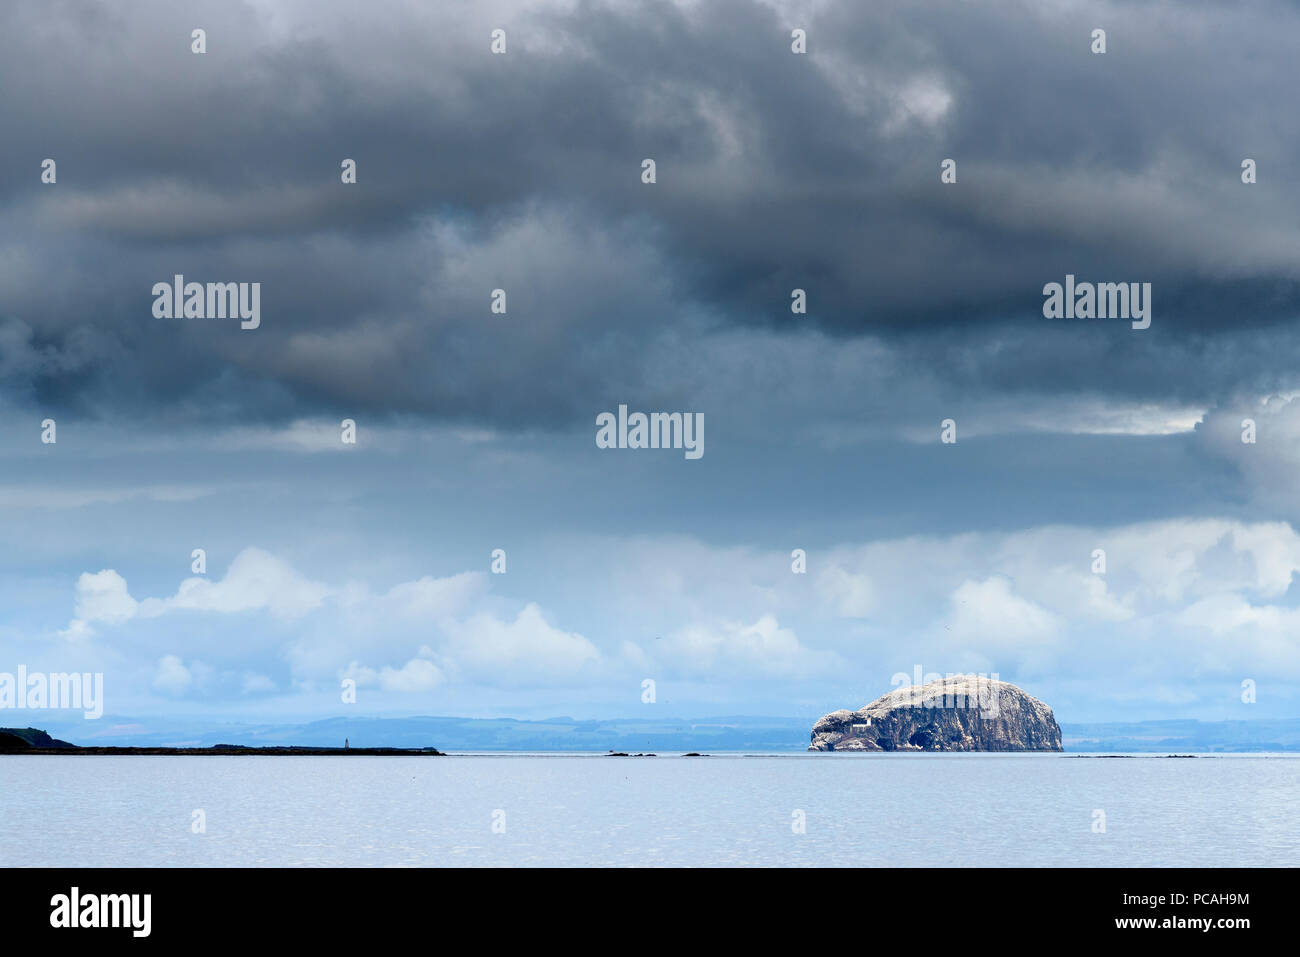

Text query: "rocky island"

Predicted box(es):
[0, 727, 444, 756]
[809, 676, 1063, 752]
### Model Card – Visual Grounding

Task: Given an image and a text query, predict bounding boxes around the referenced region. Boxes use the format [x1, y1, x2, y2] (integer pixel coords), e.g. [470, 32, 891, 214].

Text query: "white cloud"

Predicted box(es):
[62, 548, 330, 638]
[144, 548, 329, 619]
[344, 655, 445, 693]
[52, 518, 1300, 708]
[659, 614, 841, 678]
[377, 572, 485, 620]
[240, 673, 277, 695]
[153, 655, 196, 695]
[442, 603, 601, 684]
[816, 565, 875, 617]
[60, 569, 138, 638]
[947, 576, 1061, 646]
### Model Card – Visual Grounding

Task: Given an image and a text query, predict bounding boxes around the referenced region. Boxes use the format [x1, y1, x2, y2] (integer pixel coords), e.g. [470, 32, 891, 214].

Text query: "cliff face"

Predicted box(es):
[809, 676, 1063, 752]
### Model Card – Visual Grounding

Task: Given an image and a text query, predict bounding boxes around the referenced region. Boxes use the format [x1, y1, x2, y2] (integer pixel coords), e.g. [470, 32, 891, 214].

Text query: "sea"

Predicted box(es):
[3, 752, 1296, 867]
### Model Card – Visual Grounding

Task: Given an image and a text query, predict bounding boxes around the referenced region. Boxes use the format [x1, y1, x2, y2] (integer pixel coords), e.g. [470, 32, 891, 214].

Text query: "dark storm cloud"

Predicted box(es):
[3, 0, 1300, 428]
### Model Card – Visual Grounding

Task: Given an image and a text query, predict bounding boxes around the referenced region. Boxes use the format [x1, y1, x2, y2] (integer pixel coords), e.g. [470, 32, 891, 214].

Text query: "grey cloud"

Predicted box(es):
[3, 0, 1300, 431]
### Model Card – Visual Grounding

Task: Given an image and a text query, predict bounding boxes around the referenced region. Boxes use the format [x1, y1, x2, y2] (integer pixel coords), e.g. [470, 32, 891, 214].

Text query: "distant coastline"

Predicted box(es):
[1, 728, 444, 756]
[7, 745, 447, 756]
[11, 715, 1300, 754]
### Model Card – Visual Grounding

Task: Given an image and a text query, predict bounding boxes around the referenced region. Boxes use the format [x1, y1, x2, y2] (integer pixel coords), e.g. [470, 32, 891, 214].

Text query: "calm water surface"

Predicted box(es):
[3, 753, 1296, 866]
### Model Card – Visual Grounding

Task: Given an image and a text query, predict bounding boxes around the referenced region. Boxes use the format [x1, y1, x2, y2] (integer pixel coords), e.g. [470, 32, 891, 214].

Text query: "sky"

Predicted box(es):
[2, 0, 1300, 730]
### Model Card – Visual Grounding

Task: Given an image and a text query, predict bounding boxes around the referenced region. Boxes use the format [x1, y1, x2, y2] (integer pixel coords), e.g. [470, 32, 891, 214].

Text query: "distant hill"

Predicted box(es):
[20, 714, 1300, 753]
[1061, 718, 1300, 753]
[0, 728, 76, 750]
[37, 715, 814, 752]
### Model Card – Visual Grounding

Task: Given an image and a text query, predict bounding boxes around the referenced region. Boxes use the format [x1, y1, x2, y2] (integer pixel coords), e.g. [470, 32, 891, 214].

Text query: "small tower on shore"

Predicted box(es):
[344, 737, 349, 749]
